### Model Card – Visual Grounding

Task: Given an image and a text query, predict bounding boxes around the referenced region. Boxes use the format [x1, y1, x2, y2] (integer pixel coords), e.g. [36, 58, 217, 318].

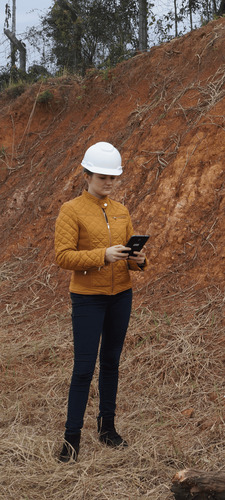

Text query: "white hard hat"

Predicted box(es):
[81, 142, 123, 176]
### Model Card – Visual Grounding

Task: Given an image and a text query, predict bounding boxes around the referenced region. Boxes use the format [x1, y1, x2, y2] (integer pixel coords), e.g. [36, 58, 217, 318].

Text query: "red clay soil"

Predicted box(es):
[0, 18, 225, 311]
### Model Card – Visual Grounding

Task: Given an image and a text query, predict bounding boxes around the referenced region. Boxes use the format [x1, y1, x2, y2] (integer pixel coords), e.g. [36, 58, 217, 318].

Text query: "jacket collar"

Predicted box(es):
[82, 190, 109, 208]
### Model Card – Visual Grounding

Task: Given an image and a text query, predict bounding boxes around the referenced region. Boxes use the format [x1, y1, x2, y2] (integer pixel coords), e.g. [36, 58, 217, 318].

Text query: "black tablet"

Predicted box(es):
[125, 235, 149, 256]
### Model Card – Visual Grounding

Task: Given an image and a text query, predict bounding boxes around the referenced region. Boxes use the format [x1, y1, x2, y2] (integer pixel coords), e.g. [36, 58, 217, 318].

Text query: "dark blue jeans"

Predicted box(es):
[65, 288, 132, 434]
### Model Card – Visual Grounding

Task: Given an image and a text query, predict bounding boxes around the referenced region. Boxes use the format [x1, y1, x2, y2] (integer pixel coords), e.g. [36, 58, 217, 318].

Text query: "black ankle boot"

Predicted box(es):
[97, 416, 128, 447]
[59, 431, 81, 462]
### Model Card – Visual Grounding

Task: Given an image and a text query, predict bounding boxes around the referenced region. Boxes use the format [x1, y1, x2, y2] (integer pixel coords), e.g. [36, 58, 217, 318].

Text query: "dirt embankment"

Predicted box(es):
[0, 18, 225, 306]
[1, 19, 225, 500]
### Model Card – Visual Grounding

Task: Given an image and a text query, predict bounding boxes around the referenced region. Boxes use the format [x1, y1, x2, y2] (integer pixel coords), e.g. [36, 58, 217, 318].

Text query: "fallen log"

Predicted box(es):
[171, 469, 225, 500]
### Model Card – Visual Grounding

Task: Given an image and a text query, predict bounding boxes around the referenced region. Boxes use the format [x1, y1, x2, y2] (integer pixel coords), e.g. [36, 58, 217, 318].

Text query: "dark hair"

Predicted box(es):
[83, 168, 93, 176]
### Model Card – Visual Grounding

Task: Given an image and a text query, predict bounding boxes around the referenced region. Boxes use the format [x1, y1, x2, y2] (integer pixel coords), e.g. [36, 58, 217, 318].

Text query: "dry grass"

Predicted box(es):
[1, 259, 225, 500]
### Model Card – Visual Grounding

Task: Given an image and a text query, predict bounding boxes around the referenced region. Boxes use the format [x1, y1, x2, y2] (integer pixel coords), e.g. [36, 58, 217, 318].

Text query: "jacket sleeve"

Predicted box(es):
[126, 211, 148, 272]
[55, 203, 106, 271]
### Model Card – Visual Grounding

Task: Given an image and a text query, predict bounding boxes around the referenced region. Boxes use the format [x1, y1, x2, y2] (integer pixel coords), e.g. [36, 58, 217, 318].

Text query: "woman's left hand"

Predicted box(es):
[128, 251, 146, 265]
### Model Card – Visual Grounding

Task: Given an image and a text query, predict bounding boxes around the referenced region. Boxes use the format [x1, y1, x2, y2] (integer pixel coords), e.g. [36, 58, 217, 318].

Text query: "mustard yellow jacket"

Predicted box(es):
[55, 190, 147, 295]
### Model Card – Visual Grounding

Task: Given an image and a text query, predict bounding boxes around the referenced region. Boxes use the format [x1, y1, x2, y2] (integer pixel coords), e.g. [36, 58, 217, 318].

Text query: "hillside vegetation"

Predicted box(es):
[0, 18, 225, 500]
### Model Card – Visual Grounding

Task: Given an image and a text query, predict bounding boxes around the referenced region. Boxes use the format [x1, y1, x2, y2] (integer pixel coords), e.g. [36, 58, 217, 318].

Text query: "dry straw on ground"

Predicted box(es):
[1, 259, 225, 499]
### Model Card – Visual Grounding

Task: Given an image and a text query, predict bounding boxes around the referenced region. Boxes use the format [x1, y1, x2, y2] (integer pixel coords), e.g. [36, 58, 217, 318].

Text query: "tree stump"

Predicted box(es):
[171, 469, 225, 500]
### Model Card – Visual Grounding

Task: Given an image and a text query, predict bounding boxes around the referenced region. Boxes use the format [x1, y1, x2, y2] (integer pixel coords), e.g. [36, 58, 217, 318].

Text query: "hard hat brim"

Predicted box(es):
[81, 162, 123, 176]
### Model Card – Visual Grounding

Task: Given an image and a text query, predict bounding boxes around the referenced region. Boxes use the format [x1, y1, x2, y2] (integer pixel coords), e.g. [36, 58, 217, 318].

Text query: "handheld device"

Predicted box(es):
[124, 235, 149, 256]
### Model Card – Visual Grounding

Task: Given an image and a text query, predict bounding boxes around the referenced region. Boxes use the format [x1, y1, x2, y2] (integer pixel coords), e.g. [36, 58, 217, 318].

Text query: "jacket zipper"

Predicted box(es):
[102, 208, 114, 294]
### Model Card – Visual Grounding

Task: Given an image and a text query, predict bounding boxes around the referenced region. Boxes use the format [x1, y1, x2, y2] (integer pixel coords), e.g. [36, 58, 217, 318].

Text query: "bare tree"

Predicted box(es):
[4, 0, 26, 71]
[4, 29, 26, 71]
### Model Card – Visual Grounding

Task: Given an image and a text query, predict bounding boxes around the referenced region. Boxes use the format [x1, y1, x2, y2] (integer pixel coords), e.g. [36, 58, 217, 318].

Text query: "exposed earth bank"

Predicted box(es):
[1, 19, 225, 500]
[0, 18, 225, 310]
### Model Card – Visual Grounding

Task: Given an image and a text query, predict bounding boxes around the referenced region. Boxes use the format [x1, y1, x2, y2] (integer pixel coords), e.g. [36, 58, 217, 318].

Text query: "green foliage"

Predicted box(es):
[0, 68, 11, 91]
[4, 3, 11, 29]
[181, 0, 223, 27]
[0, 66, 25, 92]
[152, 0, 222, 42]
[5, 83, 26, 98]
[36, 90, 54, 104]
[5, 0, 224, 79]
[154, 17, 174, 43]
[0, 65, 27, 97]
[0, 64, 51, 95]
[99, 67, 111, 81]
[39, 0, 138, 74]
[43, 0, 83, 73]
[27, 64, 50, 82]
[0, 146, 6, 158]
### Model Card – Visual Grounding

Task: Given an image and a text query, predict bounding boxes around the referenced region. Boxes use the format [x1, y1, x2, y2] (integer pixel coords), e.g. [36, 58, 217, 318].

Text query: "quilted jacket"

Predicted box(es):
[55, 190, 147, 295]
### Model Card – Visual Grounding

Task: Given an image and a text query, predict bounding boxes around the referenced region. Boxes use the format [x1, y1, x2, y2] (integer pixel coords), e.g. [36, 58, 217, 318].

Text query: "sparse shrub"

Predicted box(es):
[0, 66, 27, 92]
[100, 67, 111, 81]
[27, 64, 50, 83]
[0, 68, 11, 91]
[36, 90, 54, 104]
[5, 83, 26, 98]
[0, 64, 51, 94]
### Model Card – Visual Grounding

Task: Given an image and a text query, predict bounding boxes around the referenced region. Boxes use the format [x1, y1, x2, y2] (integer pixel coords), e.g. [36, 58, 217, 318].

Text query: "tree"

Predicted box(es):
[105, 0, 138, 65]
[38, 0, 138, 73]
[139, 0, 148, 50]
[218, 0, 225, 14]
[174, 0, 178, 36]
[196, 0, 224, 22]
[180, 0, 201, 31]
[42, 0, 83, 72]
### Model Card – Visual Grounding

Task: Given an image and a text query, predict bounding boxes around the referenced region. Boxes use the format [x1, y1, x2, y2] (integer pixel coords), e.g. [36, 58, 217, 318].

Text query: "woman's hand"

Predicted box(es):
[128, 251, 146, 266]
[105, 245, 130, 263]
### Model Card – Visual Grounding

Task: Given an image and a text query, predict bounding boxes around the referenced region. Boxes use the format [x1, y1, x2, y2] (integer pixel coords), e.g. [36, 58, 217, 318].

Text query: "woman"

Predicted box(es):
[55, 142, 147, 462]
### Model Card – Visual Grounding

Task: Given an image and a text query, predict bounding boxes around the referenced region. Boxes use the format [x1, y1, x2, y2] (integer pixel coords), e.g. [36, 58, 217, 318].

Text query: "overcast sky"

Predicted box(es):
[0, 0, 51, 68]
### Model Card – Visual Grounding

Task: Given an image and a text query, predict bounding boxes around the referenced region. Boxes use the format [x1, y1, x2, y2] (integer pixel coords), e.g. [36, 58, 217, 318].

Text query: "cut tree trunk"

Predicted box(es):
[171, 469, 225, 500]
[4, 28, 26, 71]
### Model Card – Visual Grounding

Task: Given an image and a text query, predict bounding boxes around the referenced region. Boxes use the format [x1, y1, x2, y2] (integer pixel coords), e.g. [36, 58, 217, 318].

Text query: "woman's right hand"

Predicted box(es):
[105, 245, 130, 263]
